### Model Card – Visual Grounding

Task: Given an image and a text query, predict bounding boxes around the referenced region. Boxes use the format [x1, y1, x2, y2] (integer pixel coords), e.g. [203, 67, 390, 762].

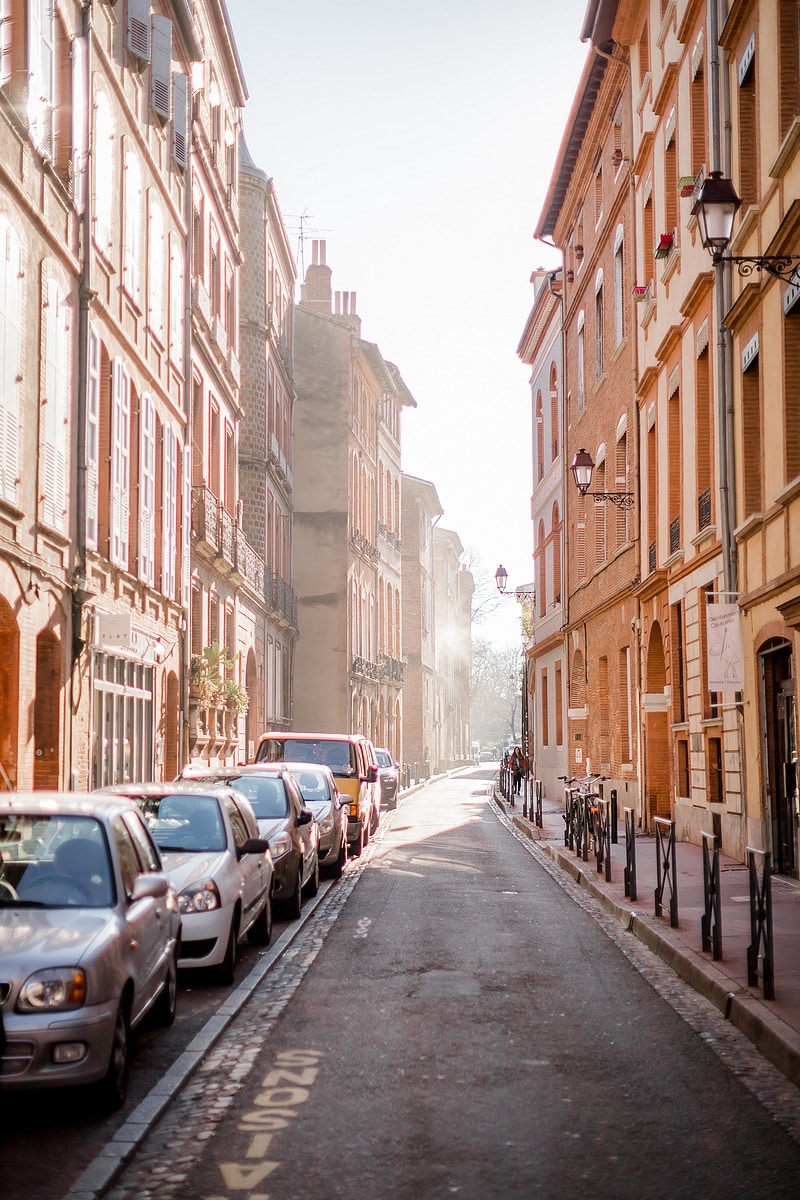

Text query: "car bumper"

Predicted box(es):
[0, 999, 118, 1091]
[178, 904, 235, 969]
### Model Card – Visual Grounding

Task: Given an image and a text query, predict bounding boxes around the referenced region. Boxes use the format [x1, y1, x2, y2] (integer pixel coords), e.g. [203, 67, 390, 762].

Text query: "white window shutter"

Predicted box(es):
[172, 72, 188, 168]
[85, 322, 100, 548]
[94, 91, 114, 255]
[181, 443, 192, 608]
[123, 151, 142, 304]
[162, 424, 177, 599]
[127, 0, 151, 62]
[169, 234, 184, 367]
[0, 218, 21, 504]
[71, 37, 88, 214]
[112, 358, 131, 567]
[150, 15, 172, 122]
[1, 0, 12, 88]
[43, 280, 68, 533]
[138, 391, 156, 586]
[147, 193, 164, 341]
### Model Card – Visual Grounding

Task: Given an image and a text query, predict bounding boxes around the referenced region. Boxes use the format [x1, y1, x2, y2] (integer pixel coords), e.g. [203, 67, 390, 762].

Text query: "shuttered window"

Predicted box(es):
[111, 359, 131, 568]
[150, 15, 172, 123]
[169, 233, 184, 368]
[138, 392, 156, 586]
[172, 71, 188, 168]
[127, 0, 151, 62]
[42, 278, 69, 533]
[123, 150, 142, 304]
[784, 309, 800, 483]
[779, 0, 800, 142]
[182, 443, 192, 608]
[28, 0, 54, 158]
[738, 44, 758, 208]
[0, 0, 12, 88]
[741, 340, 762, 517]
[162, 424, 178, 599]
[86, 322, 100, 548]
[0, 216, 21, 505]
[94, 89, 114, 256]
[147, 193, 164, 342]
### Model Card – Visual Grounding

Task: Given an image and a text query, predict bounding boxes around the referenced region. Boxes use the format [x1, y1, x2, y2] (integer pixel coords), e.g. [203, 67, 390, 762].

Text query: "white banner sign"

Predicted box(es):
[706, 603, 744, 691]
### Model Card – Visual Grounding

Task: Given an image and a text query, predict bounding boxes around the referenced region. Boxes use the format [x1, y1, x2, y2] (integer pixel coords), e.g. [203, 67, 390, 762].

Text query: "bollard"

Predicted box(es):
[610, 788, 618, 844]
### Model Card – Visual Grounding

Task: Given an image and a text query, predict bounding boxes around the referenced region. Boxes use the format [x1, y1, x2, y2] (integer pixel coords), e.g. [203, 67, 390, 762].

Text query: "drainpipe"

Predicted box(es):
[181, 123, 194, 769]
[70, 1, 94, 791]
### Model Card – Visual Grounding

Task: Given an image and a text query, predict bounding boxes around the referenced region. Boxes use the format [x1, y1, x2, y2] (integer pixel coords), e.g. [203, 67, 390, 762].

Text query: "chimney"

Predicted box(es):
[301, 237, 332, 314]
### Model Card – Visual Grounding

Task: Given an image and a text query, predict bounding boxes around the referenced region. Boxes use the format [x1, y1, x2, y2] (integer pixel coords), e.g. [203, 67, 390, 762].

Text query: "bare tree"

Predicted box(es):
[471, 639, 523, 747]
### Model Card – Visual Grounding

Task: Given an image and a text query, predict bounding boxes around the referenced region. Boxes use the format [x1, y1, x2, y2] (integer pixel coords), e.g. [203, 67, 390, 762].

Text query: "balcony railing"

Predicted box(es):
[352, 656, 381, 681]
[648, 540, 657, 574]
[377, 652, 405, 683]
[192, 485, 220, 552]
[351, 528, 380, 562]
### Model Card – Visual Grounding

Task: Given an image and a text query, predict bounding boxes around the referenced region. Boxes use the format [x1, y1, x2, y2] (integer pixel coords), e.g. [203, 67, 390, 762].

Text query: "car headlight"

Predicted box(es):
[318, 812, 334, 834]
[178, 879, 221, 913]
[268, 831, 293, 860]
[18, 967, 87, 1012]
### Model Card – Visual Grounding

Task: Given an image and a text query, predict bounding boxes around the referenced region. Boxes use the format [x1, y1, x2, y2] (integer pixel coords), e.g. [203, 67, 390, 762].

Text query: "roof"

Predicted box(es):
[534, 50, 608, 240]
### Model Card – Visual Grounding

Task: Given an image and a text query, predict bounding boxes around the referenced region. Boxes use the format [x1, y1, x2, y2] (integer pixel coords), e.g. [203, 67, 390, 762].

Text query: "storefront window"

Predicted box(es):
[92, 652, 154, 788]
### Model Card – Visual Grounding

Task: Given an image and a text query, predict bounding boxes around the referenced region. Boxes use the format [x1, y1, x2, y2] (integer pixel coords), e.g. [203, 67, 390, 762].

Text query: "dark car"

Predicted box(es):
[181, 765, 319, 919]
[374, 747, 400, 809]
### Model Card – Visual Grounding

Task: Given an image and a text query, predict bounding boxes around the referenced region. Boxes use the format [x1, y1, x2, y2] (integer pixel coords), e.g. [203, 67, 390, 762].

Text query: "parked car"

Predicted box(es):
[374, 747, 400, 809]
[281, 763, 349, 879]
[255, 731, 380, 855]
[180, 765, 320, 917]
[105, 782, 273, 985]
[0, 791, 181, 1109]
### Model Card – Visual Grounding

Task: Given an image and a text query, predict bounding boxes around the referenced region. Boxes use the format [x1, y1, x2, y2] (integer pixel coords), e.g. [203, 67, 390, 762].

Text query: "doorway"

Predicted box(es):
[760, 639, 797, 876]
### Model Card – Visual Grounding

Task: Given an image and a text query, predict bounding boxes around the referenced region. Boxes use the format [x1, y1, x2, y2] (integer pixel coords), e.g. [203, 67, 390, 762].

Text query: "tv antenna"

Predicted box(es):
[286, 211, 330, 277]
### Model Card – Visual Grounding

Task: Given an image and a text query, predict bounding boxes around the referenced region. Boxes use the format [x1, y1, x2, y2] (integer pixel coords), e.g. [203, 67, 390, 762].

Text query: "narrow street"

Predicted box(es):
[31, 769, 799, 1200]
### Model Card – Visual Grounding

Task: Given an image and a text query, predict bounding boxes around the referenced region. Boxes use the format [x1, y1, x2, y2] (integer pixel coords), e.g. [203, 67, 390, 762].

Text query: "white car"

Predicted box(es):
[106, 783, 273, 985]
[0, 792, 181, 1109]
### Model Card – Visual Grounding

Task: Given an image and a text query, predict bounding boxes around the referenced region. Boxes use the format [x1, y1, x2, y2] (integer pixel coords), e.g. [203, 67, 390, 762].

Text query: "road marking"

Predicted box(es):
[354, 916, 372, 938]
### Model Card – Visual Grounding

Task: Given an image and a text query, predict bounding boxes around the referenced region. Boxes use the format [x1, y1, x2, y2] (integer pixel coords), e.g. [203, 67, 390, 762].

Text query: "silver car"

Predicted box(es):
[0, 792, 181, 1109]
[282, 763, 349, 879]
[107, 782, 273, 984]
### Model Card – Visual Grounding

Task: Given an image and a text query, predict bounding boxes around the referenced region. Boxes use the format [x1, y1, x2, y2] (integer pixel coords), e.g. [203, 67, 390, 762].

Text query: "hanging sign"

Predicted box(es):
[706, 603, 744, 691]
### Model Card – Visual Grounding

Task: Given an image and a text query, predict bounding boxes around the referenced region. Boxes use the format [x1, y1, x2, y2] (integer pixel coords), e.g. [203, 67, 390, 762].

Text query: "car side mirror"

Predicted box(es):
[238, 837, 271, 858]
[131, 873, 169, 901]
[297, 810, 313, 826]
[365, 765, 378, 784]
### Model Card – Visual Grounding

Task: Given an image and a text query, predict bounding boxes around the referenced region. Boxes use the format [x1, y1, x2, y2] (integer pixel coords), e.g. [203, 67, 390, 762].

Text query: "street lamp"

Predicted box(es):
[495, 564, 535, 602]
[691, 172, 800, 282]
[570, 448, 634, 509]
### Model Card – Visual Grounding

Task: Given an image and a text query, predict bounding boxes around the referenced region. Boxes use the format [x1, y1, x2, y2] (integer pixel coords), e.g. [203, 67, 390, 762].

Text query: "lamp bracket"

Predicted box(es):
[586, 491, 635, 510]
[714, 253, 800, 283]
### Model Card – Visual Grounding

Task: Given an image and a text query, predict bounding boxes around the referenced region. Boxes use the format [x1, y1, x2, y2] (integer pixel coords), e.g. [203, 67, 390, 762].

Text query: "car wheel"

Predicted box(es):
[247, 897, 273, 946]
[96, 998, 131, 1111]
[329, 838, 346, 879]
[351, 825, 364, 858]
[215, 914, 238, 986]
[284, 868, 303, 920]
[152, 947, 178, 1026]
[303, 854, 320, 898]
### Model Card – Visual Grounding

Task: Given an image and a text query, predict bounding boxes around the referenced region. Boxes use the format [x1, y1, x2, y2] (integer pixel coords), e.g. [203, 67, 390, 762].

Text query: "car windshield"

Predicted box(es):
[258, 738, 355, 776]
[375, 751, 393, 768]
[136, 794, 226, 853]
[229, 776, 289, 819]
[288, 769, 331, 802]
[0, 813, 114, 908]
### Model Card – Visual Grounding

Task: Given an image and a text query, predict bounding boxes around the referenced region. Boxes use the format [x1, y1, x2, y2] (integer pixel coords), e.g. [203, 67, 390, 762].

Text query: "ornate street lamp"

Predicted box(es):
[495, 564, 535, 601]
[691, 172, 800, 282]
[570, 448, 634, 509]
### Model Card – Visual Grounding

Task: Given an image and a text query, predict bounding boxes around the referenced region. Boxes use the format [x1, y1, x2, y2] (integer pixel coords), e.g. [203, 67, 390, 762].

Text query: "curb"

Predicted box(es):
[495, 792, 800, 1091]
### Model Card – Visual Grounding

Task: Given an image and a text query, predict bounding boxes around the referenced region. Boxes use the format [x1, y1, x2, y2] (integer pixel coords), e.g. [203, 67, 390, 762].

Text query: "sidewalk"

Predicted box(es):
[493, 783, 800, 1090]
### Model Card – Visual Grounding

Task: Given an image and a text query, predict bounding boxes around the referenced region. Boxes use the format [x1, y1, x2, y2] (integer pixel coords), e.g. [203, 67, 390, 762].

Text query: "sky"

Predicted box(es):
[225, 0, 590, 647]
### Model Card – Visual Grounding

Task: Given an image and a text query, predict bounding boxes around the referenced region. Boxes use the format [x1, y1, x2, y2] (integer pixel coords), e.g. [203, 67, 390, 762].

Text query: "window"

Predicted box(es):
[615, 432, 628, 548]
[541, 669, 549, 747]
[150, 14, 172, 123]
[738, 38, 758, 208]
[123, 150, 142, 304]
[594, 459, 606, 567]
[42, 278, 69, 533]
[677, 738, 691, 798]
[741, 333, 762, 516]
[664, 109, 678, 240]
[672, 601, 686, 723]
[86, 322, 100, 548]
[550, 363, 559, 460]
[94, 89, 114, 255]
[599, 656, 610, 764]
[647, 417, 657, 570]
[696, 336, 713, 528]
[147, 193, 164, 342]
[614, 225, 624, 346]
[138, 392, 156, 586]
[667, 374, 681, 550]
[536, 390, 544, 482]
[708, 737, 723, 805]
[784, 293, 800, 483]
[638, 22, 650, 89]
[643, 192, 654, 288]
[71, 35, 88, 211]
[595, 272, 604, 378]
[779, 1, 800, 142]
[181, 444, 192, 607]
[28, 0, 55, 158]
[594, 158, 603, 226]
[577, 311, 585, 412]
[619, 646, 632, 763]
[555, 661, 563, 746]
[111, 359, 131, 568]
[0, 216, 22, 505]
[690, 34, 707, 176]
[172, 71, 189, 168]
[169, 234, 184, 368]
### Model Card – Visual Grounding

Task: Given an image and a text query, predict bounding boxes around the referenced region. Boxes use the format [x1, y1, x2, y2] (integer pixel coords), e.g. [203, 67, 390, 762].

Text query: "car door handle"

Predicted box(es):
[129, 939, 138, 951]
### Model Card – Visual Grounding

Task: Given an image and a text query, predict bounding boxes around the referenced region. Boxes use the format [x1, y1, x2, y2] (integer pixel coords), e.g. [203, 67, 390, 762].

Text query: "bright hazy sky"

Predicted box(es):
[225, 0, 589, 647]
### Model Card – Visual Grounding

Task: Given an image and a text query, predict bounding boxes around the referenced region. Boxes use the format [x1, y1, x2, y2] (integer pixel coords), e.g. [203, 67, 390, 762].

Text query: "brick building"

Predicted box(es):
[401, 474, 443, 772]
[432, 527, 474, 770]
[535, 39, 641, 819]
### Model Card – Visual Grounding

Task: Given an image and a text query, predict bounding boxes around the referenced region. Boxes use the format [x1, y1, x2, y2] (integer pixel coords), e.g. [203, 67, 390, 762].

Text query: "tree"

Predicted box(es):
[470, 639, 523, 748]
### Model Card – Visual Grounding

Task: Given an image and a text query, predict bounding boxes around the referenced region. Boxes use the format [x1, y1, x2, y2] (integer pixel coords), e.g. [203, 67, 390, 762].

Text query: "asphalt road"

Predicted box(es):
[0, 882, 330, 1200]
[88, 770, 800, 1200]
